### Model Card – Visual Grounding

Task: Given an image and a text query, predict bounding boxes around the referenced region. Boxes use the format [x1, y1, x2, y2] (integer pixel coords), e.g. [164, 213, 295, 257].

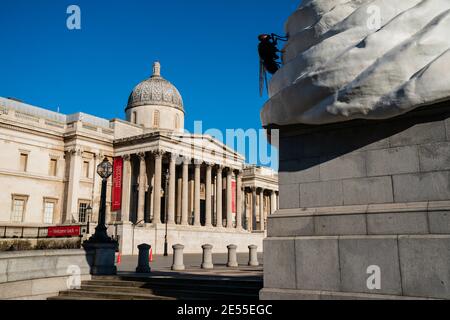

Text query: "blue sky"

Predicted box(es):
[0, 0, 299, 165]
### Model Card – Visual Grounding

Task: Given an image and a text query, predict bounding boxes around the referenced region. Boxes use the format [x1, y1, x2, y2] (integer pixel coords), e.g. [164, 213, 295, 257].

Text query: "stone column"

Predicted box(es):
[227, 244, 238, 267]
[226, 168, 233, 228]
[136, 243, 151, 273]
[271, 190, 277, 215]
[251, 187, 257, 231]
[276, 192, 279, 211]
[216, 166, 223, 228]
[137, 152, 147, 224]
[153, 151, 162, 224]
[121, 154, 132, 222]
[259, 189, 265, 231]
[181, 158, 189, 226]
[248, 245, 259, 267]
[194, 161, 201, 226]
[236, 170, 243, 230]
[65, 148, 82, 223]
[205, 164, 212, 227]
[91, 153, 101, 223]
[172, 244, 185, 271]
[201, 244, 214, 269]
[167, 153, 177, 224]
[176, 174, 182, 224]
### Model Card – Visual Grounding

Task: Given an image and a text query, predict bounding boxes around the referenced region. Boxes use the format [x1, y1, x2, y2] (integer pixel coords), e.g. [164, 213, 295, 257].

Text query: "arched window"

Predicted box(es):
[132, 111, 137, 124]
[175, 114, 180, 129]
[153, 110, 160, 128]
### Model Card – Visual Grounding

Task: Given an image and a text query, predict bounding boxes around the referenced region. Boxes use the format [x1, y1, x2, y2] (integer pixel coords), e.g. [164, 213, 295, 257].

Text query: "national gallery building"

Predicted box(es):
[0, 62, 278, 254]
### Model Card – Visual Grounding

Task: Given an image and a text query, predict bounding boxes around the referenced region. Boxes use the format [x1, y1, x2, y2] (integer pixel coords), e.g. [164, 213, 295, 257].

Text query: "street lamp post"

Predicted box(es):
[85, 157, 114, 243]
[163, 169, 169, 257]
[83, 157, 118, 275]
[86, 205, 92, 235]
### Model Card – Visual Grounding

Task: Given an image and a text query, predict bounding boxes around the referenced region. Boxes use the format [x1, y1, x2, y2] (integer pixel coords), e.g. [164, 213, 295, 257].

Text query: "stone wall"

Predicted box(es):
[262, 103, 450, 300]
[0, 249, 92, 300]
[278, 103, 450, 209]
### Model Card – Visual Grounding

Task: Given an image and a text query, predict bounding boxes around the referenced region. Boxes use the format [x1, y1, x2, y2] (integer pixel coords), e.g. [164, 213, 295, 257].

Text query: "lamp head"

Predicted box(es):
[97, 157, 113, 179]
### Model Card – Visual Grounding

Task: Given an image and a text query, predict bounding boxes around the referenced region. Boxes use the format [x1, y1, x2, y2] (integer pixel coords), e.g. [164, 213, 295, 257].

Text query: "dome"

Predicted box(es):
[126, 62, 184, 112]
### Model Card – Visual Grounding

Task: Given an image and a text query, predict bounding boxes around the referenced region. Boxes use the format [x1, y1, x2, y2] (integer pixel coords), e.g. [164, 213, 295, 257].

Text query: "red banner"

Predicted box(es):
[111, 157, 123, 212]
[48, 226, 81, 237]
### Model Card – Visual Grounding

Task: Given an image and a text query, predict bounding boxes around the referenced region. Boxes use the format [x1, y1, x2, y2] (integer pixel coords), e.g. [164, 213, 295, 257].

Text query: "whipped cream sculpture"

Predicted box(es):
[261, 0, 450, 126]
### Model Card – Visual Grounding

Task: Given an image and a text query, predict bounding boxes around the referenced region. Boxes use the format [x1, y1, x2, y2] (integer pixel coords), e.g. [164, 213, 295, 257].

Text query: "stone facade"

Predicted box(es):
[261, 103, 450, 300]
[0, 62, 278, 255]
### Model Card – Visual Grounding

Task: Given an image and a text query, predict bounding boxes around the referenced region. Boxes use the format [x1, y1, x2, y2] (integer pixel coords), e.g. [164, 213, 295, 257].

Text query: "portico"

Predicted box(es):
[115, 136, 245, 231]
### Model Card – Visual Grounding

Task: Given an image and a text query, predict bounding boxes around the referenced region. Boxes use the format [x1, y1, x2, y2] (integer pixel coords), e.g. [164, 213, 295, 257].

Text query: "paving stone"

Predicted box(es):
[295, 238, 340, 291]
[367, 212, 428, 235]
[299, 180, 343, 207]
[319, 152, 366, 181]
[267, 216, 314, 237]
[418, 142, 450, 172]
[393, 172, 450, 202]
[399, 235, 450, 299]
[263, 238, 296, 289]
[428, 211, 450, 234]
[339, 236, 402, 295]
[314, 214, 367, 235]
[389, 121, 446, 147]
[279, 184, 300, 209]
[343, 177, 393, 205]
[367, 146, 420, 176]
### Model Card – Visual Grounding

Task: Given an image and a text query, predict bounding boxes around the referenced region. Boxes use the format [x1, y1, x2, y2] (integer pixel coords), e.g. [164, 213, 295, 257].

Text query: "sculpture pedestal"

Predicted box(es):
[262, 103, 450, 300]
[83, 241, 118, 276]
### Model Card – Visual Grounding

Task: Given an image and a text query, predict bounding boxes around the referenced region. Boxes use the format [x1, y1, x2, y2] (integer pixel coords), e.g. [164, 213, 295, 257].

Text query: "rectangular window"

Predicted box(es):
[20, 153, 28, 172]
[49, 159, 57, 176]
[78, 202, 89, 223]
[153, 111, 160, 127]
[43, 201, 55, 224]
[11, 196, 27, 222]
[83, 161, 90, 178]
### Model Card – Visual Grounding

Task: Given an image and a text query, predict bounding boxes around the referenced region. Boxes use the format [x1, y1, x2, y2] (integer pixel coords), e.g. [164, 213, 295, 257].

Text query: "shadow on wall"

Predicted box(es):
[271, 102, 450, 172]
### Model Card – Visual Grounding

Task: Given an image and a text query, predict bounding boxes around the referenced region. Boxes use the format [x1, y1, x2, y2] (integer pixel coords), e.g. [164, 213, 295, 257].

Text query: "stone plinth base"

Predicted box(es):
[82, 242, 118, 275]
[110, 222, 265, 256]
[263, 103, 450, 300]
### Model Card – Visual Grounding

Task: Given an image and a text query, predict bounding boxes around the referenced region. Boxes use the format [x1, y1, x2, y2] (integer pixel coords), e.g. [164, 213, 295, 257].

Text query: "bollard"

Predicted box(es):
[201, 244, 214, 269]
[136, 243, 151, 273]
[172, 244, 185, 271]
[248, 245, 259, 267]
[227, 244, 238, 267]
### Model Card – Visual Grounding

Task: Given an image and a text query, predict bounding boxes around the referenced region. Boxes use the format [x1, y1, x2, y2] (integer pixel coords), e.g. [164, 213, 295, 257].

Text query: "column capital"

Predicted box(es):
[193, 159, 203, 167]
[215, 164, 224, 171]
[205, 162, 213, 170]
[67, 147, 83, 156]
[137, 152, 146, 160]
[122, 154, 131, 161]
[251, 186, 257, 193]
[182, 156, 191, 165]
[168, 152, 179, 161]
[152, 150, 163, 158]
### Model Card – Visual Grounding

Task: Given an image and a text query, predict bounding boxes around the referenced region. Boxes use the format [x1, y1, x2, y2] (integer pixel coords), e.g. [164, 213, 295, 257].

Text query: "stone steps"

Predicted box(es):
[49, 274, 263, 300]
[54, 289, 176, 300]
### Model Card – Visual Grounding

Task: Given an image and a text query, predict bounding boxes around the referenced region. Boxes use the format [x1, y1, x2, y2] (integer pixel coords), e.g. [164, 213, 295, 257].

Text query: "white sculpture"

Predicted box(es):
[261, 0, 450, 126]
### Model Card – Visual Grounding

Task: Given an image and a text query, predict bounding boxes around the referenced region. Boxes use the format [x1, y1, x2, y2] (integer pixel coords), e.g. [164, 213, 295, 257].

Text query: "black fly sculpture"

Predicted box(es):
[258, 33, 288, 96]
